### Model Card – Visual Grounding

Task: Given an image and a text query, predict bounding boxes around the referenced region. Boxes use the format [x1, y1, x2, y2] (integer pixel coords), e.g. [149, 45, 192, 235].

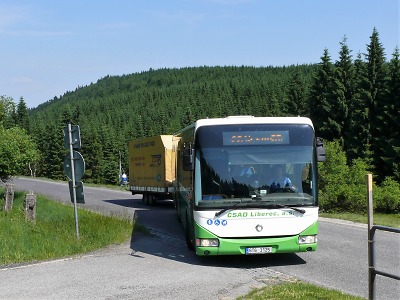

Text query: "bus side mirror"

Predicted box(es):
[183, 143, 194, 171]
[316, 138, 326, 162]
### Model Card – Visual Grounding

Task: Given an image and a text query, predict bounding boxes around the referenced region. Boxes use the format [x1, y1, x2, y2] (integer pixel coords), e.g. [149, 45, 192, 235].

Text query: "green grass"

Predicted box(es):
[237, 281, 364, 300]
[320, 212, 399, 228]
[0, 189, 133, 266]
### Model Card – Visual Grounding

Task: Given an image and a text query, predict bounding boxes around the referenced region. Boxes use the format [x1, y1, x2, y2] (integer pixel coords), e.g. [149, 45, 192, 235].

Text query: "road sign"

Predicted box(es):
[64, 151, 85, 181]
[64, 125, 81, 149]
[68, 181, 85, 204]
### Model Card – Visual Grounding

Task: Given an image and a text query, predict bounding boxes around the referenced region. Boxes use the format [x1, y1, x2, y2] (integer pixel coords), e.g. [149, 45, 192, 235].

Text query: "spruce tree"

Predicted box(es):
[16, 97, 30, 133]
[362, 28, 388, 180]
[384, 47, 400, 181]
[287, 69, 308, 116]
[41, 121, 65, 179]
[309, 48, 338, 140]
[335, 36, 354, 151]
[346, 52, 370, 162]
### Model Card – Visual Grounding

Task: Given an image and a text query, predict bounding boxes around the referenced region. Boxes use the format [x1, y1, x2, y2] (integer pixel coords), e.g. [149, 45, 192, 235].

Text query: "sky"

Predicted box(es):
[1, 0, 399, 108]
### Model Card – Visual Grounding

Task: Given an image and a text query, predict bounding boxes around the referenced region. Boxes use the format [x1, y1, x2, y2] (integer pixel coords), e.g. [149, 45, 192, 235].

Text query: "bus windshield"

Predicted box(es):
[194, 124, 317, 208]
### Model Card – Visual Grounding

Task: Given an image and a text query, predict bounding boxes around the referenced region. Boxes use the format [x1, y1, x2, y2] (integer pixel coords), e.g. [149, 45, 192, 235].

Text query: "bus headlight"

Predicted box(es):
[196, 238, 219, 247]
[298, 235, 317, 244]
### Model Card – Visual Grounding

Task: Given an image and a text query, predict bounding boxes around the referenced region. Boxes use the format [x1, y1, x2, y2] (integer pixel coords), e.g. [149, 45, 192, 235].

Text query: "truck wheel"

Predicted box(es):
[143, 193, 150, 205]
[148, 194, 155, 206]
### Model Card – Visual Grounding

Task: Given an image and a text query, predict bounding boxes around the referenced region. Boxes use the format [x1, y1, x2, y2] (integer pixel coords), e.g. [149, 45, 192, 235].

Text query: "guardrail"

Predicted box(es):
[367, 174, 400, 300]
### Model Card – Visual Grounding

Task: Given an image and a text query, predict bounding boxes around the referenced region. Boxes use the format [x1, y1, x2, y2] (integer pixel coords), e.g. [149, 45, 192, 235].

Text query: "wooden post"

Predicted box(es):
[367, 174, 375, 300]
[24, 191, 36, 222]
[3, 182, 14, 212]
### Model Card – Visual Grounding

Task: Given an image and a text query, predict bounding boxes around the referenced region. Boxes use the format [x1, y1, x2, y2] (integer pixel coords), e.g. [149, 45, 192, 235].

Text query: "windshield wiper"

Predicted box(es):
[266, 204, 306, 214]
[214, 199, 255, 217]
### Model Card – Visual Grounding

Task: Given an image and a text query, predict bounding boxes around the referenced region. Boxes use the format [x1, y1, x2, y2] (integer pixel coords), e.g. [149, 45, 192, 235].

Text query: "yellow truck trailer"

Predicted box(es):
[128, 135, 177, 205]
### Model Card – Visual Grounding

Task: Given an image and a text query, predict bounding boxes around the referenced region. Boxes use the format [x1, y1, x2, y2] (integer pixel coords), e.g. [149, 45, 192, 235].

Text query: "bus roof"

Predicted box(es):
[174, 116, 315, 136]
[194, 116, 314, 128]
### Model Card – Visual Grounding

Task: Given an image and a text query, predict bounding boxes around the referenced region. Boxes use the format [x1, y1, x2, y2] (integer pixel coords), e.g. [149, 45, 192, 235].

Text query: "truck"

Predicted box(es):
[128, 116, 326, 256]
[128, 135, 176, 205]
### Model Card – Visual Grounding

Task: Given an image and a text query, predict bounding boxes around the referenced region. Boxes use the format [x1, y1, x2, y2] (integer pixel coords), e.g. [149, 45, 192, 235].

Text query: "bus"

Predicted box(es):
[173, 116, 326, 256]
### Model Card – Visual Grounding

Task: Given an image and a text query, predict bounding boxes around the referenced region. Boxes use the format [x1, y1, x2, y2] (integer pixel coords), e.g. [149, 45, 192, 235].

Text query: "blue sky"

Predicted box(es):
[1, 0, 399, 108]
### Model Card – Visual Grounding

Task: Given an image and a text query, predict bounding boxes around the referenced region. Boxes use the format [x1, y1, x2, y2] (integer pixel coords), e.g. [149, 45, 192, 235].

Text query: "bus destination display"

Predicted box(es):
[223, 131, 290, 145]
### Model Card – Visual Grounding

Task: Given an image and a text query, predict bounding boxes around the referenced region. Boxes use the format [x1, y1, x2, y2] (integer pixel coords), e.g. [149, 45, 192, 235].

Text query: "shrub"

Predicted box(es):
[318, 141, 372, 213]
[374, 177, 400, 213]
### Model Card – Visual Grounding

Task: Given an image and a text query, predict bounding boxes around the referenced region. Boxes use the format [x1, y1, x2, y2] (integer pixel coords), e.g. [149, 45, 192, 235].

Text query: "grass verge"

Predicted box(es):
[320, 212, 399, 228]
[0, 189, 133, 266]
[237, 281, 364, 300]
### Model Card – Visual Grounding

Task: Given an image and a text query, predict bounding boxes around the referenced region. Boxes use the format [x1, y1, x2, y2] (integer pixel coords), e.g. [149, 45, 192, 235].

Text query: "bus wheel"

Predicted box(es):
[185, 216, 195, 251]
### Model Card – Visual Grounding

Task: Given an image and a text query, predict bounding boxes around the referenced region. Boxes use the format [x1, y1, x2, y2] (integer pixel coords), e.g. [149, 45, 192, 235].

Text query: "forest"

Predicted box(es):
[1, 28, 399, 213]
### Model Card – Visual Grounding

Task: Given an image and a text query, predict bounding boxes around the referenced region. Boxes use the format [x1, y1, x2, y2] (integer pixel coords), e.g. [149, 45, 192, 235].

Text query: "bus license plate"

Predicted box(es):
[245, 247, 272, 254]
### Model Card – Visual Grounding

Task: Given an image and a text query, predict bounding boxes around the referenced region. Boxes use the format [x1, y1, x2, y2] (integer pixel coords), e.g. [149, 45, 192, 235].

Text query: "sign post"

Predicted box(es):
[63, 123, 85, 239]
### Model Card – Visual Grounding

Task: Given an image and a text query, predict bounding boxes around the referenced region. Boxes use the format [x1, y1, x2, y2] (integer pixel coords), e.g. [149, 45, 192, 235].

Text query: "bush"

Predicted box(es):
[318, 141, 371, 213]
[318, 141, 351, 212]
[374, 177, 400, 213]
[0, 126, 39, 180]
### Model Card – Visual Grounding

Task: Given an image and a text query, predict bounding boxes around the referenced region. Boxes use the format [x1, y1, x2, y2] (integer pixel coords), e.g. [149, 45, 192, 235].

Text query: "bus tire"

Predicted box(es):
[185, 215, 195, 251]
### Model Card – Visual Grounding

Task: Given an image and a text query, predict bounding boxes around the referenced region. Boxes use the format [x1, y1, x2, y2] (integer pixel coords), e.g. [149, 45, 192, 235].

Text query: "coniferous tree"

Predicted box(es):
[134, 114, 145, 139]
[362, 28, 388, 180]
[99, 126, 119, 184]
[346, 53, 370, 162]
[82, 126, 104, 183]
[287, 69, 308, 116]
[384, 47, 400, 181]
[41, 121, 64, 179]
[335, 36, 355, 152]
[25, 58, 395, 184]
[182, 106, 195, 128]
[16, 97, 30, 132]
[309, 48, 337, 139]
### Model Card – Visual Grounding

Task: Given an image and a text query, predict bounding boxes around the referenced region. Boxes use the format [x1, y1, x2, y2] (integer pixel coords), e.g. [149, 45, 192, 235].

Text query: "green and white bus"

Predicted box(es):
[173, 116, 326, 256]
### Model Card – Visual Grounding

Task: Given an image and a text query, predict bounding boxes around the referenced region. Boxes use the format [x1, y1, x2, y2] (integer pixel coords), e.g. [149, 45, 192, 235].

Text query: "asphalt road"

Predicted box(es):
[1, 177, 399, 300]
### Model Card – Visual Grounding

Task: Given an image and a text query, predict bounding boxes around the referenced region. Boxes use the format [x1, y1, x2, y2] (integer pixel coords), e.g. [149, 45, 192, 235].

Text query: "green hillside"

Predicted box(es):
[1, 28, 399, 213]
[28, 65, 317, 184]
[1, 28, 395, 191]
